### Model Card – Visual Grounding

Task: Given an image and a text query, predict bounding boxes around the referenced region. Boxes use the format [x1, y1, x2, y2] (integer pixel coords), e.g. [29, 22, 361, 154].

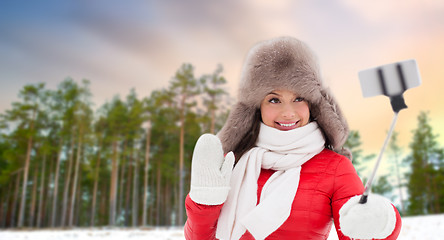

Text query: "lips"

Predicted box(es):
[275, 121, 300, 130]
[279, 122, 296, 127]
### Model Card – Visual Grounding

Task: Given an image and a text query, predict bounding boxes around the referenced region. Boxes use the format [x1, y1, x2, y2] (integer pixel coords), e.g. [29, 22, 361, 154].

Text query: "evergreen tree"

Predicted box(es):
[169, 63, 199, 225]
[405, 111, 443, 215]
[148, 89, 180, 225]
[387, 131, 406, 214]
[371, 175, 394, 200]
[344, 130, 375, 177]
[123, 89, 145, 226]
[199, 64, 229, 134]
[68, 82, 93, 227]
[55, 78, 93, 227]
[90, 116, 106, 226]
[101, 96, 128, 226]
[0, 83, 49, 227]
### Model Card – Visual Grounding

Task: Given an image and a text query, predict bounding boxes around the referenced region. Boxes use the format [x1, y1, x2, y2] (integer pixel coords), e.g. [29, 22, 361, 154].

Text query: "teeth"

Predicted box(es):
[280, 122, 296, 127]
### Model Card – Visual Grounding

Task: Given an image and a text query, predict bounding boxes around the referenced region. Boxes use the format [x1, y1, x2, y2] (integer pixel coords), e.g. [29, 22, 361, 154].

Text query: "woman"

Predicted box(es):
[184, 36, 401, 240]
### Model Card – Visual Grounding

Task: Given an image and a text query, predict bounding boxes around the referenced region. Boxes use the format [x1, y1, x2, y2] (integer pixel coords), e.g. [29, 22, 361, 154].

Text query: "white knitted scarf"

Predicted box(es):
[216, 122, 325, 240]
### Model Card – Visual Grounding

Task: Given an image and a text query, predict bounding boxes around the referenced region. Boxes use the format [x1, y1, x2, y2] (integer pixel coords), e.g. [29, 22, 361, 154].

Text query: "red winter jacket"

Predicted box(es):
[184, 149, 401, 239]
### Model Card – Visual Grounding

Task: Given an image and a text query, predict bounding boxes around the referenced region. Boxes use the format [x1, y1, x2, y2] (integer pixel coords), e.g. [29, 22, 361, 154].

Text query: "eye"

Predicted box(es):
[294, 97, 305, 102]
[268, 97, 281, 104]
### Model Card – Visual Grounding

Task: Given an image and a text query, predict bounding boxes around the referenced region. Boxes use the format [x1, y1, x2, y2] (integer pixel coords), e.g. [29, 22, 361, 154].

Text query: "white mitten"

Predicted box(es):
[189, 134, 235, 205]
[339, 194, 397, 239]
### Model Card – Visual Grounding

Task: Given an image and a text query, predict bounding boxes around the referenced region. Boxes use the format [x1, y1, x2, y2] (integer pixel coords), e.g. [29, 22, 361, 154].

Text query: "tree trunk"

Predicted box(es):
[42, 153, 54, 228]
[156, 162, 161, 226]
[51, 141, 63, 227]
[69, 126, 83, 227]
[178, 95, 185, 226]
[17, 110, 36, 228]
[0, 188, 5, 228]
[124, 150, 133, 226]
[61, 134, 76, 226]
[164, 179, 171, 225]
[424, 155, 433, 213]
[74, 173, 82, 226]
[29, 161, 39, 227]
[90, 138, 102, 227]
[109, 140, 119, 226]
[43, 155, 55, 227]
[132, 148, 139, 227]
[174, 173, 179, 226]
[431, 174, 440, 213]
[1, 179, 14, 227]
[117, 141, 127, 225]
[100, 181, 108, 226]
[142, 123, 151, 226]
[11, 170, 22, 227]
[36, 154, 46, 228]
[148, 162, 155, 226]
[393, 154, 405, 214]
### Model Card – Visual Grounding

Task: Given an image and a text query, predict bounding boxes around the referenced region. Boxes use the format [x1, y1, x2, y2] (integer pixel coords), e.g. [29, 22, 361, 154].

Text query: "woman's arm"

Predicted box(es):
[184, 134, 235, 239]
[330, 156, 402, 240]
[330, 156, 364, 240]
[184, 194, 223, 240]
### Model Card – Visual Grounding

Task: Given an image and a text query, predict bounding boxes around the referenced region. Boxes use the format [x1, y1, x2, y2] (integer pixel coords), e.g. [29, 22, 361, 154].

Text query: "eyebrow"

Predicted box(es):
[266, 91, 301, 99]
[267, 91, 281, 96]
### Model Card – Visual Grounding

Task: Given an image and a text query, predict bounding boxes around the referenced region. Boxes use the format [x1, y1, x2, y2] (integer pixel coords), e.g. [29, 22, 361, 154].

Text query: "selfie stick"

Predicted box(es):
[357, 59, 421, 204]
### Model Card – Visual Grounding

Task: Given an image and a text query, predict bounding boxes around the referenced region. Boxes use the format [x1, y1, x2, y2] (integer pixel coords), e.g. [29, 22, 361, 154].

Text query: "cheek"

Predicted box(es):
[260, 106, 277, 125]
[300, 104, 311, 122]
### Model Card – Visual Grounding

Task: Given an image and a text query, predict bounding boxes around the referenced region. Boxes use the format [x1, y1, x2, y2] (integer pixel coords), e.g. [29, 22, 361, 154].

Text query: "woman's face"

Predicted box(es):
[260, 89, 310, 131]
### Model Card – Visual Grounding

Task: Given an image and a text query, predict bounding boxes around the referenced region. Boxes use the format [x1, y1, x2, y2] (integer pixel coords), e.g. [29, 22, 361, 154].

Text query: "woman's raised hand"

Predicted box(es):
[189, 134, 235, 205]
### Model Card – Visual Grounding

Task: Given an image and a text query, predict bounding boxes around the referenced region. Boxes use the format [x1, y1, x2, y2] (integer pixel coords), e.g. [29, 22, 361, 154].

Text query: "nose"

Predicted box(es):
[282, 104, 296, 119]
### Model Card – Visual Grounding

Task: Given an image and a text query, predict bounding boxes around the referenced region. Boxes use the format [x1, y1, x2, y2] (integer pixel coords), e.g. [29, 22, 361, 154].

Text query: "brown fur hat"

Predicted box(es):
[218, 36, 349, 155]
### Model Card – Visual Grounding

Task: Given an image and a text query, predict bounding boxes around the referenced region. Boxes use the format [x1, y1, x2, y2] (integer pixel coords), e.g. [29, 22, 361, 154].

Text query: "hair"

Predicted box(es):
[232, 108, 262, 164]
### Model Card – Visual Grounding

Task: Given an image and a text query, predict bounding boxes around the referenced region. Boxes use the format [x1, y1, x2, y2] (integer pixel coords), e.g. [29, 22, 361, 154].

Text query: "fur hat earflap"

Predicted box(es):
[218, 36, 349, 155]
[218, 102, 258, 154]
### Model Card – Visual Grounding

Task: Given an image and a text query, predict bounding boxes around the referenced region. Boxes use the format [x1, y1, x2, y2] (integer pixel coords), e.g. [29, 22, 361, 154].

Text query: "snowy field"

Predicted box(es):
[1, 214, 443, 240]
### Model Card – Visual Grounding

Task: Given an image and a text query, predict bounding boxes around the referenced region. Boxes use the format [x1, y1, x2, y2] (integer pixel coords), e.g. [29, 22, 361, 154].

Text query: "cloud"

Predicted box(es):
[1, 0, 443, 154]
[339, 0, 444, 24]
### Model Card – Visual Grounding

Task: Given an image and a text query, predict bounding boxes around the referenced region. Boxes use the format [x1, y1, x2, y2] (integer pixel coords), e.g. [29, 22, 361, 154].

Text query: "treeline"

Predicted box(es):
[344, 112, 444, 216]
[0, 63, 443, 229]
[0, 63, 230, 228]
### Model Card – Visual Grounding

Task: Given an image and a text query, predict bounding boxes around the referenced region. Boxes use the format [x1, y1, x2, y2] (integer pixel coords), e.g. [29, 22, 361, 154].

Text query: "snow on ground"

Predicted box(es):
[1, 214, 443, 240]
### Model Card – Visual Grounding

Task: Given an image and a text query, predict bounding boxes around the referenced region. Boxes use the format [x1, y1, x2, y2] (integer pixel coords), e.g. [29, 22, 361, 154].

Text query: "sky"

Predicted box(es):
[1, 0, 444, 163]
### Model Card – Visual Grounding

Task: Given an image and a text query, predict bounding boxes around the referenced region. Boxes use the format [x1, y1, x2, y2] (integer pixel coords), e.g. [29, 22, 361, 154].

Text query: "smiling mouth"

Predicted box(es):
[276, 121, 298, 127]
